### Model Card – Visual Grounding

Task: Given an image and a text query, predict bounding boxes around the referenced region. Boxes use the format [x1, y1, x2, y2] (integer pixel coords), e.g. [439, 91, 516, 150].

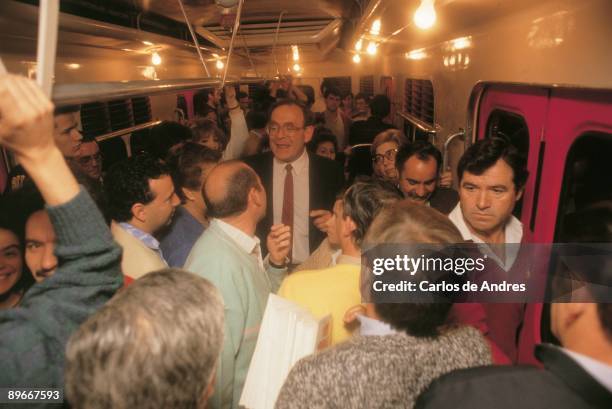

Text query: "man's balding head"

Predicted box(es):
[204, 161, 265, 219]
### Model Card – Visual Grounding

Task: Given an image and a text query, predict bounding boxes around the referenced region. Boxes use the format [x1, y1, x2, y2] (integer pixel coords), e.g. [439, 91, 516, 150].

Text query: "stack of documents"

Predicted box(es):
[240, 294, 332, 409]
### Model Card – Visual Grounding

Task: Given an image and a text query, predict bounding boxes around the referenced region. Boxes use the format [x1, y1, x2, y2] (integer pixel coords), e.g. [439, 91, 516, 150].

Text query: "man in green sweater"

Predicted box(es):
[0, 73, 123, 395]
[185, 160, 291, 409]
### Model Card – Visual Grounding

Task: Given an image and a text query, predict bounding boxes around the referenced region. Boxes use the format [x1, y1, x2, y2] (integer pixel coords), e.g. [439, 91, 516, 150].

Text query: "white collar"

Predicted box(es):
[212, 219, 260, 255]
[448, 203, 523, 270]
[448, 203, 523, 244]
[562, 347, 612, 392]
[336, 254, 361, 266]
[357, 314, 397, 336]
[273, 148, 308, 176]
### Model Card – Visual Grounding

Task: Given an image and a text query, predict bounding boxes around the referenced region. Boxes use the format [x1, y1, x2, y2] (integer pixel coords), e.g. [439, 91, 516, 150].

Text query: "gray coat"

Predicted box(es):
[275, 326, 491, 409]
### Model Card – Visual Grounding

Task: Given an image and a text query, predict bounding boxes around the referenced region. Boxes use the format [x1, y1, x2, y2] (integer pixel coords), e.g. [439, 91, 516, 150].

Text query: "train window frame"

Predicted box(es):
[403, 79, 434, 142]
[553, 131, 612, 242]
[484, 109, 530, 219]
[540, 131, 612, 345]
[359, 75, 374, 98]
[322, 76, 352, 97]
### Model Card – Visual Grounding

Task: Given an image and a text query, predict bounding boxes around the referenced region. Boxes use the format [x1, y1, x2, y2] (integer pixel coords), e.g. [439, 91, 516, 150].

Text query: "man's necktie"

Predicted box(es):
[282, 164, 293, 260]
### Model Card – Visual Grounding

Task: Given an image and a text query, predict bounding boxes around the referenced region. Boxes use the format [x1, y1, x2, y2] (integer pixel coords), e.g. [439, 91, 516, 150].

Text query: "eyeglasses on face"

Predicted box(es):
[266, 123, 305, 137]
[372, 148, 398, 164]
[76, 152, 102, 166]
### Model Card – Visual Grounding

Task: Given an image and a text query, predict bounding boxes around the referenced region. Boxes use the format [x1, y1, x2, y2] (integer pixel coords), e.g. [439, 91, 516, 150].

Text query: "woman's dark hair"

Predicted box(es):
[0, 191, 37, 298]
[147, 121, 193, 160]
[190, 118, 228, 151]
[307, 127, 338, 154]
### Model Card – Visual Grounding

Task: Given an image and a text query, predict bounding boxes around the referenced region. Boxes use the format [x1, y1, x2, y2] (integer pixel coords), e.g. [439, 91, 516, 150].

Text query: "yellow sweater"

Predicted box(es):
[278, 262, 361, 345]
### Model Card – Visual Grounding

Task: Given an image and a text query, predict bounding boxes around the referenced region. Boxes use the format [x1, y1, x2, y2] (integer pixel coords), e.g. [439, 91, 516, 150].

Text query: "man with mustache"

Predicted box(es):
[396, 140, 459, 215]
[104, 154, 180, 281]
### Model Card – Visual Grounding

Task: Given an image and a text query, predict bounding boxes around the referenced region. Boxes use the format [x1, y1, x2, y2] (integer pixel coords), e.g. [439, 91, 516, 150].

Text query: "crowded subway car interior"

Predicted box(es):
[0, 0, 611, 408]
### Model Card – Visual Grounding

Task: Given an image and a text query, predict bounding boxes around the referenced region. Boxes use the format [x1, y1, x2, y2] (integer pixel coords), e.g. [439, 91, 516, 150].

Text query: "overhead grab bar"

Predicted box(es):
[36, 0, 60, 97]
[177, 0, 210, 77]
[51, 77, 265, 105]
[95, 120, 162, 143]
[221, 0, 246, 89]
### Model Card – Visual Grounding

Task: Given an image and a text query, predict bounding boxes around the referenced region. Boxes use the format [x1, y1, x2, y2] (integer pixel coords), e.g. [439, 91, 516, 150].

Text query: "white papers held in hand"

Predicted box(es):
[240, 294, 331, 409]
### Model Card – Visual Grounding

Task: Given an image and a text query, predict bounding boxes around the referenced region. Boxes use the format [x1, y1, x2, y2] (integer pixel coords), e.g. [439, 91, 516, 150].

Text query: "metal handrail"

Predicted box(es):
[221, 0, 245, 89]
[177, 0, 210, 76]
[52, 77, 266, 105]
[396, 111, 437, 134]
[442, 129, 465, 171]
[94, 120, 162, 143]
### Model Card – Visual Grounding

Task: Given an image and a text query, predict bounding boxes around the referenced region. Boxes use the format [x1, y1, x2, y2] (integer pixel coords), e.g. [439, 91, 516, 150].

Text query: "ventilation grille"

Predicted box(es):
[81, 97, 153, 138]
[205, 19, 333, 42]
[80, 102, 109, 139]
[359, 75, 374, 97]
[404, 79, 434, 126]
[323, 76, 351, 97]
[132, 97, 152, 125]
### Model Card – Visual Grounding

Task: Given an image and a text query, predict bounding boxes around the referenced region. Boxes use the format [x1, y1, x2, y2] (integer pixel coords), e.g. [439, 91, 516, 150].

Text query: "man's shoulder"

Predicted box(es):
[416, 364, 566, 409]
[242, 151, 273, 168]
[310, 152, 343, 171]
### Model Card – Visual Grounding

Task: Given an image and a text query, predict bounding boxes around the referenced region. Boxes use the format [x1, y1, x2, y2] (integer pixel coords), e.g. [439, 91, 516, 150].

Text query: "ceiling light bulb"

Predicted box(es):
[151, 52, 162, 65]
[371, 19, 381, 35]
[352, 54, 361, 63]
[366, 41, 377, 55]
[355, 38, 363, 51]
[293, 63, 301, 72]
[414, 0, 436, 30]
[216, 60, 224, 69]
[292, 45, 300, 61]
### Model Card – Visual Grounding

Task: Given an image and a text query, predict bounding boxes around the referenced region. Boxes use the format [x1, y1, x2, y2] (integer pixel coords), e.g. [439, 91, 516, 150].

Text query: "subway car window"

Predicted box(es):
[485, 109, 530, 218]
[554, 131, 612, 240]
[541, 131, 612, 344]
[323, 76, 351, 97]
[359, 75, 374, 98]
[403, 78, 434, 142]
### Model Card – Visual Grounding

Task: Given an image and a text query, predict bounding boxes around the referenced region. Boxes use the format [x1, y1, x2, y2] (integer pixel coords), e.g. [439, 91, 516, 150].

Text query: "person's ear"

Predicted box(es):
[249, 187, 263, 208]
[343, 216, 357, 238]
[552, 303, 587, 340]
[182, 187, 196, 202]
[516, 187, 525, 201]
[303, 125, 314, 144]
[131, 203, 146, 223]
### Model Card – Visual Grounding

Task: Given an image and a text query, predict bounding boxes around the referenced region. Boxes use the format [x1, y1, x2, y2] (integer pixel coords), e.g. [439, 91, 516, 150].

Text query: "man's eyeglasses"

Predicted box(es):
[266, 123, 305, 137]
[372, 148, 398, 164]
[76, 152, 102, 166]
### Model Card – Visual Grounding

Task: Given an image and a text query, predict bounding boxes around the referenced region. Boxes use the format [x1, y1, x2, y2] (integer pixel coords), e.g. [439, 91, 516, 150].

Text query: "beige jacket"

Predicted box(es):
[110, 222, 167, 280]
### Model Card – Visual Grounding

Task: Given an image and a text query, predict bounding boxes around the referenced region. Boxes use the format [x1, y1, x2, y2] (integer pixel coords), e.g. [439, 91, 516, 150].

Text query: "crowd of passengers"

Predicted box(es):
[0, 73, 610, 409]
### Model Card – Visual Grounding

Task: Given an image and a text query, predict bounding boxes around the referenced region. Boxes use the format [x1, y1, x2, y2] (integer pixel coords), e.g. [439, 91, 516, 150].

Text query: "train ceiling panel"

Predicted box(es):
[117, 0, 362, 63]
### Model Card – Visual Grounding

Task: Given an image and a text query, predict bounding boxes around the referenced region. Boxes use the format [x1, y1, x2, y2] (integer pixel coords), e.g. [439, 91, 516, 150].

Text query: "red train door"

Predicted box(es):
[474, 84, 612, 365]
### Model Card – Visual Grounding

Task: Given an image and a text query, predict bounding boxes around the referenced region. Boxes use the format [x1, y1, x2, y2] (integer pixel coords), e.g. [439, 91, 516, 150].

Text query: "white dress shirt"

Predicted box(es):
[212, 219, 264, 270]
[563, 347, 612, 392]
[273, 149, 310, 264]
[448, 203, 523, 270]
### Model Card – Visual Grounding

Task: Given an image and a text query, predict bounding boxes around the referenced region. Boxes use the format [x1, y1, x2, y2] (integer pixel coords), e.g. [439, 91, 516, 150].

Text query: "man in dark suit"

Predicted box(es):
[243, 100, 344, 265]
[395, 140, 459, 215]
[416, 203, 612, 409]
